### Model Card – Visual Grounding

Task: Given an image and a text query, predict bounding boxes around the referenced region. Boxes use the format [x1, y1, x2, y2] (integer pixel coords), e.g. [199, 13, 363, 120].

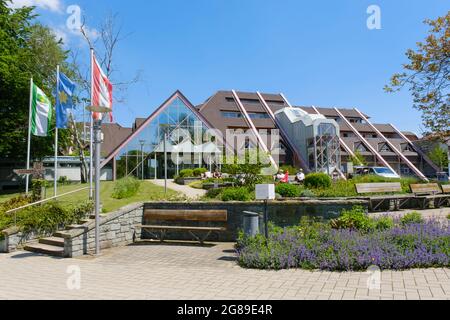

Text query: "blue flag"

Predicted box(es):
[56, 72, 76, 129]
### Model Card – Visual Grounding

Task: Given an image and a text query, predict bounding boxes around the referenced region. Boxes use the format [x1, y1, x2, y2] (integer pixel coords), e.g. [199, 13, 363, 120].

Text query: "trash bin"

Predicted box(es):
[243, 211, 260, 237]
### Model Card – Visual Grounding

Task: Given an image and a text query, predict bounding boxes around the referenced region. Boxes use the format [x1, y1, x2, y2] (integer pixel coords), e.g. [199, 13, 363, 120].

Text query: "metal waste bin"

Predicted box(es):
[243, 211, 260, 237]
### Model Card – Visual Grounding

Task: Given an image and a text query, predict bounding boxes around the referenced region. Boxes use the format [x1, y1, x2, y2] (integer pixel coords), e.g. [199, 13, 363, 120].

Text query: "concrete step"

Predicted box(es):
[24, 243, 65, 257]
[39, 237, 65, 247]
[65, 224, 86, 230]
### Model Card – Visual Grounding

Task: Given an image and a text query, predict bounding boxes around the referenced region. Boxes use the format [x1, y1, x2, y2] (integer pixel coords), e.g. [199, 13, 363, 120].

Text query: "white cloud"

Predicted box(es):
[8, 0, 62, 13]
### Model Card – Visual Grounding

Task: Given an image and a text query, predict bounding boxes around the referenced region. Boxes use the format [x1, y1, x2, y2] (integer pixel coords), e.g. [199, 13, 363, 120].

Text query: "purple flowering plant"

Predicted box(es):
[236, 208, 450, 271]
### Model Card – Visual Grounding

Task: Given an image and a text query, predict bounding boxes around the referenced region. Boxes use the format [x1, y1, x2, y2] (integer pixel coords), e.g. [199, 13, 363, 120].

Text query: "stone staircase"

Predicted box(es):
[24, 219, 91, 258]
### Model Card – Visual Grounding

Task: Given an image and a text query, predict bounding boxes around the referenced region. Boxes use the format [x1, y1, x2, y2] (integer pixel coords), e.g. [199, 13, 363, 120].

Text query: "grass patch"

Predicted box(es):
[111, 177, 141, 199]
[0, 181, 181, 214]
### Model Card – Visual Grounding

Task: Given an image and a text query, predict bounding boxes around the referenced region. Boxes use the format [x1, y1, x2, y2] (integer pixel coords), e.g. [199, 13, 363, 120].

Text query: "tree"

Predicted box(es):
[0, 2, 75, 161]
[349, 150, 367, 166]
[385, 12, 450, 138]
[428, 145, 449, 171]
[222, 150, 271, 186]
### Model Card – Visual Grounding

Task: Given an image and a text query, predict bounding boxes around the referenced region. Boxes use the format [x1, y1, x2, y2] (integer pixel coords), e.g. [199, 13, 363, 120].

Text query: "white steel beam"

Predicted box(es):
[231, 90, 279, 170]
[311, 106, 356, 158]
[256, 91, 310, 172]
[333, 108, 397, 173]
[354, 108, 428, 181]
[390, 123, 441, 173]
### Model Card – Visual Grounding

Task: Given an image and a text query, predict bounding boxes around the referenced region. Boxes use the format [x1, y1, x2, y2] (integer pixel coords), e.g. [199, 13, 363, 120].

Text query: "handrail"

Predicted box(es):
[5, 186, 90, 215]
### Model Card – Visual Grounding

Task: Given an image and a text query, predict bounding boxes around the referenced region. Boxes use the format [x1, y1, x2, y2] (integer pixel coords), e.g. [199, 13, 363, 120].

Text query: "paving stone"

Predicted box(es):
[0, 243, 448, 300]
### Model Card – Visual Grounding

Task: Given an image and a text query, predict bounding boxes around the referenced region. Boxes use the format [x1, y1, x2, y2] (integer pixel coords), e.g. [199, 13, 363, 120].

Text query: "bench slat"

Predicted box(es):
[144, 209, 227, 222]
[410, 183, 441, 195]
[441, 185, 450, 194]
[355, 183, 402, 194]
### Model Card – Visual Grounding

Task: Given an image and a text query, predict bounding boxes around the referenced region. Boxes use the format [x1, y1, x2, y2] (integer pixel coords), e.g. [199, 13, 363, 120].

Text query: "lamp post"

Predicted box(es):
[86, 105, 110, 256]
[139, 140, 146, 180]
[160, 124, 171, 195]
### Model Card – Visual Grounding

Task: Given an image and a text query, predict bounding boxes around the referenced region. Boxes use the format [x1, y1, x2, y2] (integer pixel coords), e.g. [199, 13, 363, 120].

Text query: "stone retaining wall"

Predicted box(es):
[143, 199, 368, 242]
[59, 203, 143, 258]
[0, 227, 40, 253]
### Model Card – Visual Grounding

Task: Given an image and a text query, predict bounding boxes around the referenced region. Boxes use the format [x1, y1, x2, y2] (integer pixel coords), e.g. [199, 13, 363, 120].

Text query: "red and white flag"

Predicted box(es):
[92, 53, 113, 122]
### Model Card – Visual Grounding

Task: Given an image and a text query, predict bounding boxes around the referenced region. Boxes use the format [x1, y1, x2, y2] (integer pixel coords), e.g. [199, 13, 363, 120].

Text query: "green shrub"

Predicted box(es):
[221, 187, 252, 202]
[206, 188, 224, 199]
[179, 169, 194, 178]
[304, 173, 332, 189]
[111, 177, 141, 199]
[16, 201, 93, 235]
[0, 195, 32, 214]
[58, 176, 69, 185]
[193, 168, 208, 177]
[401, 212, 424, 225]
[300, 189, 316, 198]
[375, 216, 395, 230]
[330, 206, 375, 232]
[447, 214, 450, 220]
[275, 184, 300, 198]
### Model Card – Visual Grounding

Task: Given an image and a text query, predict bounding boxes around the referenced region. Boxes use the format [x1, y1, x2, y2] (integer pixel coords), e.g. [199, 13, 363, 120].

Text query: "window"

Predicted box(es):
[355, 142, 368, 152]
[222, 111, 243, 119]
[401, 143, 414, 152]
[248, 112, 270, 119]
[379, 143, 393, 152]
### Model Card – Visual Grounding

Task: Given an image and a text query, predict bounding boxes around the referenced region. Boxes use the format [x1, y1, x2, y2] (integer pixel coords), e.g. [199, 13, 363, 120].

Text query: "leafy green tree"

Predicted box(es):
[349, 150, 367, 166]
[222, 150, 271, 186]
[428, 146, 449, 171]
[0, 2, 75, 161]
[385, 12, 450, 138]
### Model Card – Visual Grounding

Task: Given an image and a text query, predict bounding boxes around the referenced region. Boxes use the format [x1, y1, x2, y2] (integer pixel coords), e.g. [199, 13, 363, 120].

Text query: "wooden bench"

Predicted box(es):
[410, 184, 450, 209]
[355, 183, 412, 212]
[137, 209, 228, 244]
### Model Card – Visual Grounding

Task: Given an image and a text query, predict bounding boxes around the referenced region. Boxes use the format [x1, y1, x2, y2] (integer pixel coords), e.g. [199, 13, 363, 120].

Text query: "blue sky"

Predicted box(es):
[13, 0, 449, 135]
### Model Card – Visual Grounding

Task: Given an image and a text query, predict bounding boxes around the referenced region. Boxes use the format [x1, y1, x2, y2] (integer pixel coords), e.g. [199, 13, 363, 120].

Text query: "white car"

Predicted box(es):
[354, 166, 401, 179]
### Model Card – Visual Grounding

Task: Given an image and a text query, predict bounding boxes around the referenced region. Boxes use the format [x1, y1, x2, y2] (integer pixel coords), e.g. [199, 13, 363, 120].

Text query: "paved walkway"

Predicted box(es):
[152, 179, 207, 200]
[370, 207, 450, 221]
[0, 243, 448, 300]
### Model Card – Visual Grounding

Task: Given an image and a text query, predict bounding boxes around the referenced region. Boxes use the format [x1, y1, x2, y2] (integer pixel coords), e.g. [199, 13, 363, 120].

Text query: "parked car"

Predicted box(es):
[354, 166, 401, 179]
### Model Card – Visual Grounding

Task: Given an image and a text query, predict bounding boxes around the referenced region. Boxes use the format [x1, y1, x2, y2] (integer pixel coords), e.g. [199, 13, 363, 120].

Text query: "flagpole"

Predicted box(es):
[89, 48, 94, 201]
[54, 65, 60, 197]
[26, 78, 33, 195]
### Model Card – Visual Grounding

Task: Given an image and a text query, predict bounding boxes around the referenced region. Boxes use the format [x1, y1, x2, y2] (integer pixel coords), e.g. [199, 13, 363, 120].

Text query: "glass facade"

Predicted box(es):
[114, 97, 216, 179]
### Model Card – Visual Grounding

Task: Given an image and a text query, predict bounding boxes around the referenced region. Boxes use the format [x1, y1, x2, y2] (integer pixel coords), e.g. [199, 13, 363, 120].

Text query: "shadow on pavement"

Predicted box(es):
[129, 240, 217, 248]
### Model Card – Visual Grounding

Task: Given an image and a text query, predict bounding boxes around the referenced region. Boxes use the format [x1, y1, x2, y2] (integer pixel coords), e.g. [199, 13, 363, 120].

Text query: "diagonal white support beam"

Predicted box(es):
[311, 106, 356, 158]
[333, 108, 397, 174]
[256, 91, 310, 172]
[231, 90, 279, 170]
[353, 108, 429, 181]
[390, 123, 440, 174]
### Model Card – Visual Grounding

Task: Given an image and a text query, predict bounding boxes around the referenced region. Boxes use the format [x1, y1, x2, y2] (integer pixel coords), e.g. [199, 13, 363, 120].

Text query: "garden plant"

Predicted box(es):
[237, 207, 450, 271]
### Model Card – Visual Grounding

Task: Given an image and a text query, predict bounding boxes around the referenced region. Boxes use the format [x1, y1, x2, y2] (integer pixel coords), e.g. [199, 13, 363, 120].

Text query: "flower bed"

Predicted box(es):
[236, 209, 450, 271]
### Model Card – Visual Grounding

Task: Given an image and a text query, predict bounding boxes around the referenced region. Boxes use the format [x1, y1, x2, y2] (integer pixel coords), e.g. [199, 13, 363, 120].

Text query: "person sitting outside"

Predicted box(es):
[204, 171, 213, 179]
[281, 170, 290, 184]
[213, 170, 222, 179]
[295, 169, 305, 184]
[275, 170, 285, 182]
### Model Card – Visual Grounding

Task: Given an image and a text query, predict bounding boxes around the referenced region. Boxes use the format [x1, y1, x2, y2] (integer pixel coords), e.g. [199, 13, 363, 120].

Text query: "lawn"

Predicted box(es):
[0, 181, 181, 213]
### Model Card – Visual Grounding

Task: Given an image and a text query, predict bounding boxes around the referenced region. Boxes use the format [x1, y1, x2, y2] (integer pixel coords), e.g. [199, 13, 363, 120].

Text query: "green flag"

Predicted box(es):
[31, 84, 53, 137]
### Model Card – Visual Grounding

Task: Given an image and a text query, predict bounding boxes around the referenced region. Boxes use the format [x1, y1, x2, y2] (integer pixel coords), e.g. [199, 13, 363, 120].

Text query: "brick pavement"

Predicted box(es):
[0, 242, 448, 300]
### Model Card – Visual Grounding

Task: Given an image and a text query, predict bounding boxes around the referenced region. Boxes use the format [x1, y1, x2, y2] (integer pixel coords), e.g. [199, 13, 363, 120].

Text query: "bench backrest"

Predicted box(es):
[355, 182, 402, 194]
[410, 183, 441, 195]
[144, 209, 228, 222]
[441, 184, 450, 194]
